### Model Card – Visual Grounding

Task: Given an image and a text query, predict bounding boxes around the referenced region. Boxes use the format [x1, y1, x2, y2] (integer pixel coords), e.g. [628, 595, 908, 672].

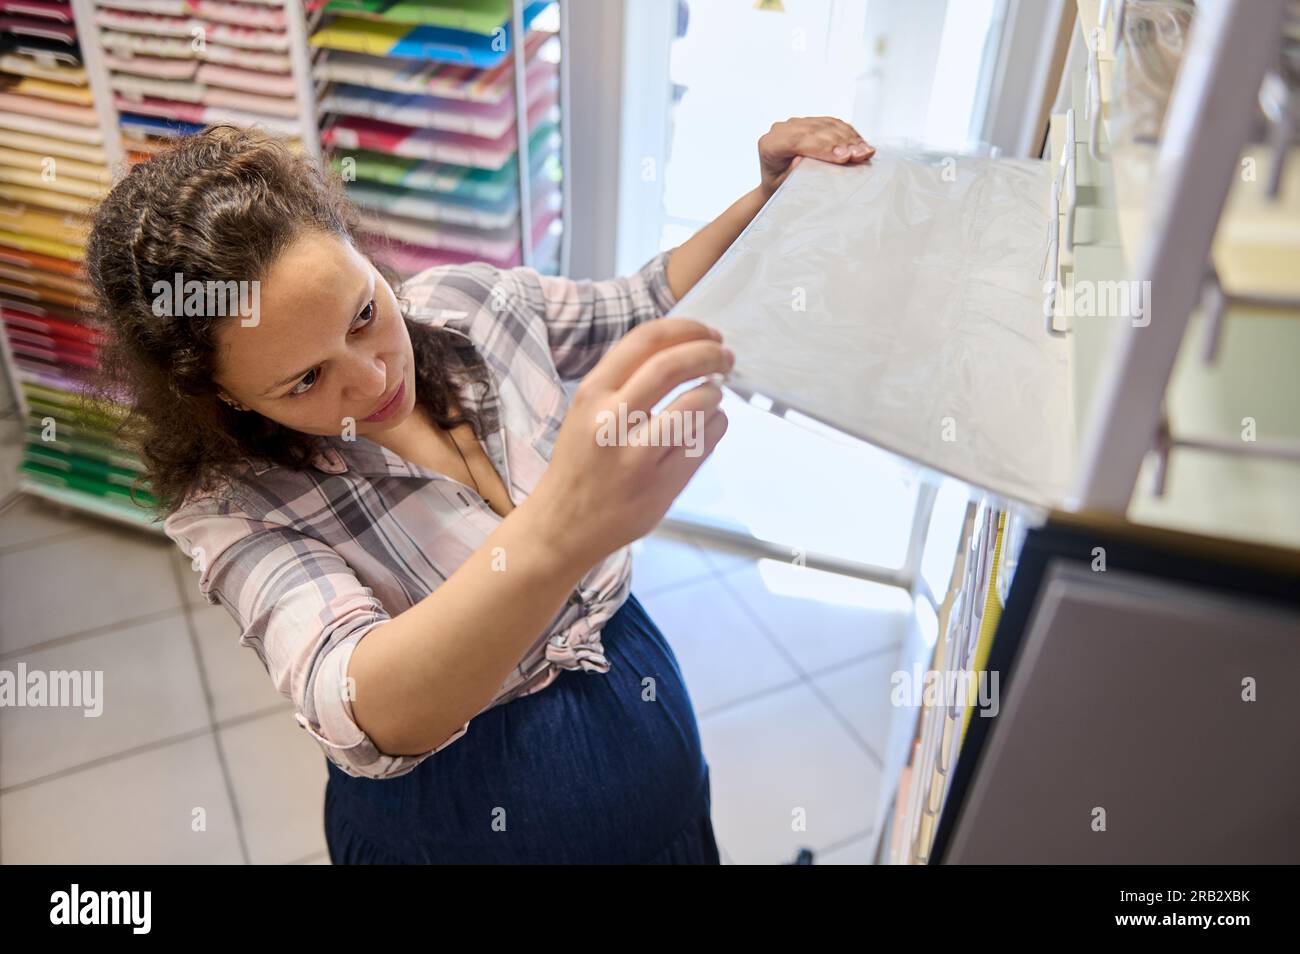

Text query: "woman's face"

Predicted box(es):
[211, 231, 417, 438]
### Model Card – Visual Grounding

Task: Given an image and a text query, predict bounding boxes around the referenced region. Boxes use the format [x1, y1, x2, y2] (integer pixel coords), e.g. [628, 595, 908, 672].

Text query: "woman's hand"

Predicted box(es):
[758, 116, 875, 198]
[524, 319, 732, 569]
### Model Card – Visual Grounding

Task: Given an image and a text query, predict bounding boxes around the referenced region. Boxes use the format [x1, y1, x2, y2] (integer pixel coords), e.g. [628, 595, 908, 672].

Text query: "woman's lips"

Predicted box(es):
[363, 378, 406, 423]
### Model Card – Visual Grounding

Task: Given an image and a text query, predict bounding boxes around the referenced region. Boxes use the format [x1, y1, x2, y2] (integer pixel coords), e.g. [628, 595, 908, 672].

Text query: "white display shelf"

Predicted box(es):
[1057, 1, 1300, 553]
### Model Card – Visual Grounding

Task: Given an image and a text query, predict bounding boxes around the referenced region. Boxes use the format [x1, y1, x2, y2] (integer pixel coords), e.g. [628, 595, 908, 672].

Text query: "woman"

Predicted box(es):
[86, 117, 873, 864]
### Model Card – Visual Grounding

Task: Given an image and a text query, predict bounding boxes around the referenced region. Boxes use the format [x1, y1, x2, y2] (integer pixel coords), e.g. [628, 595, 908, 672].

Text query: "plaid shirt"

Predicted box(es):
[163, 249, 679, 780]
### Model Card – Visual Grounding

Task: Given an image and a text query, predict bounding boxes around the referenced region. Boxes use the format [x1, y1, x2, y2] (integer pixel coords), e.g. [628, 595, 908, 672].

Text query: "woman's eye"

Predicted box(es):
[353, 300, 376, 330]
[285, 301, 373, 397]
[289, 368, 318, 396]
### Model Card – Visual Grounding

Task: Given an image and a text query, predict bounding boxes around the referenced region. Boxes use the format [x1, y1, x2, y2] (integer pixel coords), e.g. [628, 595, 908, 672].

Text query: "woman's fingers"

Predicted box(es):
[658, 405, 730, 485]
[636, 378, 727, 465]
[796, 116, 873, 161]
[656, 378, 725, 422]
[618, 336, 732, 415]
[583, 317, 721, 394]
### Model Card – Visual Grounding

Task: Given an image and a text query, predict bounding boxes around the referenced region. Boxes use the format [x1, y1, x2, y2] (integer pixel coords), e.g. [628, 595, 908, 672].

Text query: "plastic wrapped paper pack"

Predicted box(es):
[668, 150, 1070, 508]
[1111, 0, 1195, 146]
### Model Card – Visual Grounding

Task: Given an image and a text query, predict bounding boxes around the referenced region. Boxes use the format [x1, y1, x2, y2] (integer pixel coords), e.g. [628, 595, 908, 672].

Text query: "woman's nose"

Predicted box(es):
[343, 356, 388, 401]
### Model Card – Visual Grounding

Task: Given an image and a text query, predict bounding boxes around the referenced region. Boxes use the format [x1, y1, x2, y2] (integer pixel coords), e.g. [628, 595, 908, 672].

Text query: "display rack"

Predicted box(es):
[311, 0, 565, 277]
[1, 0, 147, 523]
[0, 0, 570, 528]
[879, 0, 1300, 864]
[650, 0, 1299, 865]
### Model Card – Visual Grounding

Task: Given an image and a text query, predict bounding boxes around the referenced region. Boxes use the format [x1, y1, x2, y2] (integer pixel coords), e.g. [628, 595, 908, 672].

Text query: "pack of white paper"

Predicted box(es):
[669, 150, 1069, 507]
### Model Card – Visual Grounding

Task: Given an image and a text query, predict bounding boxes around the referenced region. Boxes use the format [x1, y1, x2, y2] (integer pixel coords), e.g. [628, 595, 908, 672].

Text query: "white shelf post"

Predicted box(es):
[285, 0, 323, 161]
[511, 0, 534, 269]
[69, 0, 126, 178]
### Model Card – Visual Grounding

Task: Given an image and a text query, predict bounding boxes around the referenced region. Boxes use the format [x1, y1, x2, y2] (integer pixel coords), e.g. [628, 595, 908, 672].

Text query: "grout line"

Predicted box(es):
[800, 673, 885, 771]
[710, 565, 816, 678]
[694, 674, 808, 722]
[647, 532, 905, 805]
[694, 668, 887, 770]
[204, 732, 252, 866]
[170, 554, 253, 866]
[644, 537, 900, 730]
[215, 701, 296, 729]
[0, 724, 217, 796]
[701, 555, 758, 578]
[3, 521, 900, 859]
[707, 566, 892, 768]
[0, 495, 167, 556]
[635, 536, 896, 862]
[0, 702, 291, 796]
[632, 568, 719, 601]
[0, 488, 26, 518]
[0, 526, 91, 557]
[0, 605, 190, 663]
[797, 639, 904, 680]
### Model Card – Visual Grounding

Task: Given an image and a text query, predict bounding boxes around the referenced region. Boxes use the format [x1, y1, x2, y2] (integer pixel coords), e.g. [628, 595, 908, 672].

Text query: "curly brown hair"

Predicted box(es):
[83, 124, 495, 518]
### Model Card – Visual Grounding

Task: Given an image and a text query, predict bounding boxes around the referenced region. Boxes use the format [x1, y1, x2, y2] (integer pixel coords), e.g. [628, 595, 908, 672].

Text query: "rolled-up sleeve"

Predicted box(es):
[519, 248, 680, 380]
[164, 497, 468, 780]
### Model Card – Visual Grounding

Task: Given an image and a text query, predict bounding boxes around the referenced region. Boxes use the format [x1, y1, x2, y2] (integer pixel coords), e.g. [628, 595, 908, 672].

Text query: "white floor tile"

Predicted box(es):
[0, 733, 243, 864]
[637, 576, 801, 713]
[0, 528, 182, 653]
[700, 681, 884, 865]
[718, 560, 910, 673]
[629, 527, 715, 595]
[219, 710, 329, 865]
[0, 484, 918, 865]
[811, 645, 907, 762]
[0, 611, 209, 788]
[816, 831, 878, 864]
[0, 494, 95, 551]
[190, 601, 288, 723]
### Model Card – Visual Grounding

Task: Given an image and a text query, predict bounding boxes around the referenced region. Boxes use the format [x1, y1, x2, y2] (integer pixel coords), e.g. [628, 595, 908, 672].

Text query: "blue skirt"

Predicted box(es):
[323, 592, 720, 864]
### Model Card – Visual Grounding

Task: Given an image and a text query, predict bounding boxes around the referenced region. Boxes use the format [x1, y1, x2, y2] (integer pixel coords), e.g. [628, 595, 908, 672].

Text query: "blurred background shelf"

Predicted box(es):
[1, 0, 570, 527]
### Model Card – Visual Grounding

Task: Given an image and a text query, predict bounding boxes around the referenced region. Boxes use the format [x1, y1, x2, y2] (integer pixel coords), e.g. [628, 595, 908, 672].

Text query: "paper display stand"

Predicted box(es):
[666, 0, 1300, 864]
[0, 0, 572, 529]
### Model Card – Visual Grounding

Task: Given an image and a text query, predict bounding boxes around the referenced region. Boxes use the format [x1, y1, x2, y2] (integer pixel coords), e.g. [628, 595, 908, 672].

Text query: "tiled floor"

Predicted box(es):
[0, 471, 912, 865]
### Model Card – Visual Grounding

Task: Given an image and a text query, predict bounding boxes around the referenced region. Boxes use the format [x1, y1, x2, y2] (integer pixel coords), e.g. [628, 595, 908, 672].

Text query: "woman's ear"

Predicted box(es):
[218, 391, 250, 411]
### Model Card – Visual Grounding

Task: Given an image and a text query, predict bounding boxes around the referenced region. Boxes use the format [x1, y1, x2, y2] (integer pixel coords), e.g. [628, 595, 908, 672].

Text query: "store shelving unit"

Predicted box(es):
[89, 0, 320, 162]
[1052, 0, 1300, 550]
[1, 0, 148, 526]
[310, 0, 565, 276]
[657, 0, 1300, 865]
[0, 0, 570, 528]
[880, 0, 1300, 864]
